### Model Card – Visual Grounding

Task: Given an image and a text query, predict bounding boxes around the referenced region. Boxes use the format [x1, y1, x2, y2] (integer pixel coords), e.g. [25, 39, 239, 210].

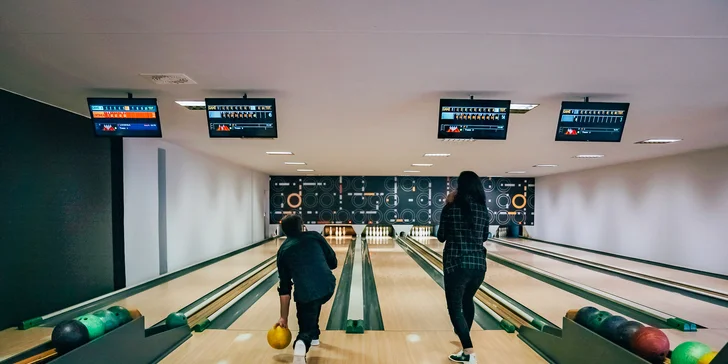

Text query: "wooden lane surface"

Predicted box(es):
[505, 238, 728, 294]
[0, 238, 284, 360]
[161, 329, 546, 363]
[368, 238, 479, 332]
[492, 243, 728, 329]
[416, 237, 728, 350]
[227, 237, 351, 331]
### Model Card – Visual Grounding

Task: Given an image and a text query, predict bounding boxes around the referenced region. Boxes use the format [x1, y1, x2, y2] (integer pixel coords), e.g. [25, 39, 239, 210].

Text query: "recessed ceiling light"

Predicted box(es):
[403, 170, 421, 173]
[574, 154, 604, 159]
[635, 138, 683, 144]
[423, 153, 451, 157]
[175, 100, 206, 107]
[533, 164, 558, 167]
[507, 171, 526, 174]
[509, 103, 540, 114]
[297, 169, 314, 172]
[284, 162, 306, 165]
[412, 163, 433, 167]
[266, 152, 294, 155]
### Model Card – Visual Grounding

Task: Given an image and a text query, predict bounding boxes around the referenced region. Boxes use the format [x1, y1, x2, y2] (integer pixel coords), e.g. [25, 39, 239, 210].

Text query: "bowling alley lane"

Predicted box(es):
[0, 238, 285, 360]
[412, 236, 641, 326]
[500, 238, 728, 294]
[366, 237, 462, 331]
[227, 237, 351, 330]
[491, 243, 728, 329]
[414, 237, 728, 351]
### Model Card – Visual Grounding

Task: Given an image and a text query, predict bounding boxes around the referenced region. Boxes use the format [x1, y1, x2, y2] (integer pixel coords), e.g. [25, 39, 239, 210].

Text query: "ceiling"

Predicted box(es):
[1, 0, 727, 177]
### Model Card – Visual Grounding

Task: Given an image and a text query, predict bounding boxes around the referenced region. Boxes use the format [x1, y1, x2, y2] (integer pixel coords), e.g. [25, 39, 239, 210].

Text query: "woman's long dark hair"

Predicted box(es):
[454, 171, 486, 228]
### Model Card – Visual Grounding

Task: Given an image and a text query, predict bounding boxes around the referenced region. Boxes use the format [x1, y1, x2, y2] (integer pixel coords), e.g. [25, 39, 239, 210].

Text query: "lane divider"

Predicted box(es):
[486, 247, 698, 331]
[493, 238, 728, 305]
[346, 238, 365, 333]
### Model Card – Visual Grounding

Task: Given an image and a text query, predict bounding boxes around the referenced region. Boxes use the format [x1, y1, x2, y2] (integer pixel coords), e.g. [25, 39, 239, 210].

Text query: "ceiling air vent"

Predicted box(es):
[139, 73, 197, 85]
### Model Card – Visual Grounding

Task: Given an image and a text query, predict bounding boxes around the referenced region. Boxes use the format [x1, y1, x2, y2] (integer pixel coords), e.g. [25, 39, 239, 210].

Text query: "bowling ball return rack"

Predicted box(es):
[0, 316, 190, 364]
[519, 317, 728, 364]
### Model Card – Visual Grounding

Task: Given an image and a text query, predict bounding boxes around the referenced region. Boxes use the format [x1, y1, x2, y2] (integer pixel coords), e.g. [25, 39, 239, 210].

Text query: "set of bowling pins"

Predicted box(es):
[366, 226, 388, 237]
[496, 226, 507, 238]
[411, 226, 431, 236]
[331, 227, 347, 237]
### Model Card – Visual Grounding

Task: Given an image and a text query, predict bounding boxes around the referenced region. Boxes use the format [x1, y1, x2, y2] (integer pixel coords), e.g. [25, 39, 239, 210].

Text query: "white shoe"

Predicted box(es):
[311, 339, 320, 346]
[293, 340, 307, 364]
[449, 350, 477, 363]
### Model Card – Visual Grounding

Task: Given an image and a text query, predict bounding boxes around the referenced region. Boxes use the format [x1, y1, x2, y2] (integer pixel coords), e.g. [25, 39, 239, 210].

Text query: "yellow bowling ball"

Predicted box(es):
[698, 351, 718, 364]
[267, 325, 292, 349]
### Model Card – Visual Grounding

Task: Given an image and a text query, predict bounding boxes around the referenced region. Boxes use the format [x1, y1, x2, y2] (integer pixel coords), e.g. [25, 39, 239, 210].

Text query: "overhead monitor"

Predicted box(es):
[438, 99, 511, 140]
[556, 101, 630, 142]
[205, 98, 277, 138]
[88, 98, 162, 137]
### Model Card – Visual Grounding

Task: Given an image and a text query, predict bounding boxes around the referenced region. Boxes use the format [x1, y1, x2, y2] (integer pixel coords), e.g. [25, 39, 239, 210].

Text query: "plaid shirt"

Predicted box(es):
[437, 200, 489, 274]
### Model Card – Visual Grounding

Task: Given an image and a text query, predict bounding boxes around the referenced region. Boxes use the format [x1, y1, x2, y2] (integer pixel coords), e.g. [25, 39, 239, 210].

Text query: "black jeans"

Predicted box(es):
[295, 292, 332, 351]
[444, 268, 486, 349]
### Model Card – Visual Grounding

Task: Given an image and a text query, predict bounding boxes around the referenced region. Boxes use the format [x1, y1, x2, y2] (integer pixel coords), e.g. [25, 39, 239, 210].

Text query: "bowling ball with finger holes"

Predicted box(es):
[107, 306, 132, 325]
[615, 321, 644, 349]
[267, 325, 292, 349]
[585, 310, 612, 332]
[127, 308, 142, 320]
[596, 315, 628, 343]
[671, 341, 713, 364]
[92, 309, 120, 332]
[698, 351, 718, 364]
[75, 314, 105, 340]
[165, 312, 188, 329]
[52, 320, 90, 354]
[630, 326, 670, 363]
[574, 306, 599, 327]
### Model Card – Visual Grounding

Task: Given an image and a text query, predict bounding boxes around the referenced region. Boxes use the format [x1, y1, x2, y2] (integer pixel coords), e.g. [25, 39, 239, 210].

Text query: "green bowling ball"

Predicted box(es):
[586, 311, 613, 332]
[165, 312, 188, 329]
[107, 306, 132, 325]
[92, 310, 120, 332]
[75, 314, 105, 340]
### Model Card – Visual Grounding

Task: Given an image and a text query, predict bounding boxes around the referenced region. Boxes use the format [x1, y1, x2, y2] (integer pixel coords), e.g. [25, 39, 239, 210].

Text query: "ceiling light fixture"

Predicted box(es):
[297, 169, 314, 172]
[403, 170, 421, 173]
[423, 153, 451, 157]
[175, 100, 206, 107]
[509, 103, 540, 114]
[574, 154, 604, 159]
[635, 138, 683, 144]
[507, 171, 526, 174]
[412, 163, 433, 167]
[533, 164, 558, 167]
[285, 162, 306, 165]
[266, 152, 294, 155]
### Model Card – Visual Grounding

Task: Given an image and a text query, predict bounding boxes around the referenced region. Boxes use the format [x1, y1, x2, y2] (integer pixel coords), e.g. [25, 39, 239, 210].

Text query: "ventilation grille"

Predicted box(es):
[139, 73, 197, 85]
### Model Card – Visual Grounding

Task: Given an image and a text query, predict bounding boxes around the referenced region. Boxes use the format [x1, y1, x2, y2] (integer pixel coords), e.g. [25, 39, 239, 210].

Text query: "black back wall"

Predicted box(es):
[270, 176, 535, 226]
[0, 90, 117, 329]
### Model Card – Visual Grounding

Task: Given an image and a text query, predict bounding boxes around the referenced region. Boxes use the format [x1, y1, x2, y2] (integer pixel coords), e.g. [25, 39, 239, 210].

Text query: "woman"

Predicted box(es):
[437, 171, 489, 363]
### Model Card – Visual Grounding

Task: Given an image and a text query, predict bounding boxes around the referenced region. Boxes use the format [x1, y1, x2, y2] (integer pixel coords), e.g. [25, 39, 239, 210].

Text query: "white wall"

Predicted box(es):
[124, 139, 269, 286]
[532, 146, 728, 276]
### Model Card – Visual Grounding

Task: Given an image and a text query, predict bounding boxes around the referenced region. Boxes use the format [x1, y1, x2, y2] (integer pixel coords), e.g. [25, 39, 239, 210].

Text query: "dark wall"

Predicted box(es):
[270, 176, 535, 226]
[0, 90, 115, 329]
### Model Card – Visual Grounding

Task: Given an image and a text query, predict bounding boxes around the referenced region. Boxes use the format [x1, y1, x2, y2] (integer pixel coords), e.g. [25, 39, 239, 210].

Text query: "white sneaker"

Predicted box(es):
[449, 350, 477, 363]
[293, 340, 307, 364]
[311, 339, 320, 346]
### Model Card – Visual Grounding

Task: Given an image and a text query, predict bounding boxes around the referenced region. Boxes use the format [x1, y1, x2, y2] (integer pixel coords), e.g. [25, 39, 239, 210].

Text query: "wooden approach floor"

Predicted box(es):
[161, 329, 546, 364]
